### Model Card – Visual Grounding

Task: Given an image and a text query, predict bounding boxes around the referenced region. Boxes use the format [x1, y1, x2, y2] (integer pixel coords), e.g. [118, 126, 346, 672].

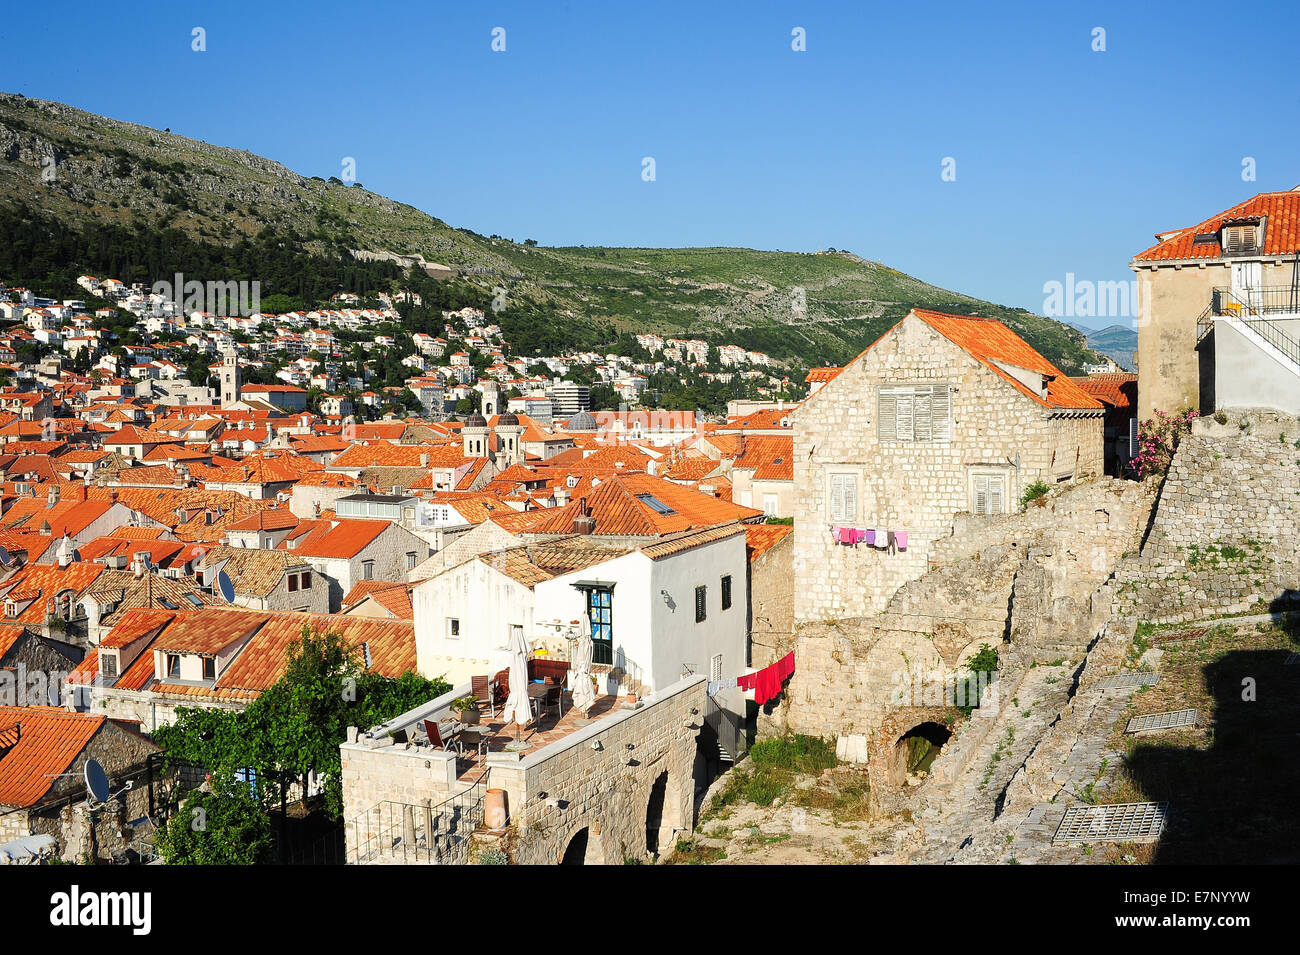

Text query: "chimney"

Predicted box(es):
[46, 486, 59, 508]
[420, 453, 430, 467]
[572, 497, 595, 535]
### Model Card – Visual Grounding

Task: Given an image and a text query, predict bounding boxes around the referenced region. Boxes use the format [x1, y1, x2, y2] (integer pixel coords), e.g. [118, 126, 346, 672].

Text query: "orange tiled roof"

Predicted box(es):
[906, 309, 1103, 412]
[526, 473, 763, 538]
[287, 518, 388, 559]
[744, 523, 794, 562]
[1132, 191, 1300, 262]
[1071, 373, 1137, 411]
[733, 436, 794, 481]
[330, 441, 463, 470]
[0, 706, 107, 807]
[804, 367, 843, 384]
[225, 509, 300, 532]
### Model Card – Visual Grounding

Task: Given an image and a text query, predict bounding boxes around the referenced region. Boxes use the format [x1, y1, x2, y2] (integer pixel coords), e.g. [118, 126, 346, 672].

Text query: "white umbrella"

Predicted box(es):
[570, 613, 595, 716]
[500, 625, 532, 736]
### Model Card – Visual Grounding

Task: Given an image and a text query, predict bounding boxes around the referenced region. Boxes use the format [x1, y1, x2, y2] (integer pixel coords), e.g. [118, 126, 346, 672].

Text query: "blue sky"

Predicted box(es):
[4, 0, 1299, 329]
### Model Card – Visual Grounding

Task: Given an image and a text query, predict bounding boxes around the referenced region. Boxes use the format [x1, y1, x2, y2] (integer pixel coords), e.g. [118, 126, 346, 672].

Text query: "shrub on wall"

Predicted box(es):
[1132, 408, 1199, 479]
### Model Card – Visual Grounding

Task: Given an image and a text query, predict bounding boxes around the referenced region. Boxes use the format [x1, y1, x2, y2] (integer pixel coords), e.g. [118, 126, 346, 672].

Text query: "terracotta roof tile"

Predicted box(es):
[907, 309, 1103, 412]
[744, 523, 794, 562]
[0, 706, 106, 807]
[1132, 191, 1300, 262]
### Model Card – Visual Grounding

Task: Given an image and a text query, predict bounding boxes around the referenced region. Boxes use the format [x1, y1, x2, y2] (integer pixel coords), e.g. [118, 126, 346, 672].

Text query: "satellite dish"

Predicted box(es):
[217, 570, 235, 604]
[84, 759, 110, 804]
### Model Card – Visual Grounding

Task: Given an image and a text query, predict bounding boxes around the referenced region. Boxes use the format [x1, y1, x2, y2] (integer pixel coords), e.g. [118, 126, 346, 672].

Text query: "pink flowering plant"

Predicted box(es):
[1131, 408, 1199, 478]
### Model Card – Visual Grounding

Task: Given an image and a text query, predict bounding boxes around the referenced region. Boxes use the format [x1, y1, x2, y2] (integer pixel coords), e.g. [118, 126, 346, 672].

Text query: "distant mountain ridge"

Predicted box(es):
[1067, 322, 1137, 371]
[0, 91, 1105, 372]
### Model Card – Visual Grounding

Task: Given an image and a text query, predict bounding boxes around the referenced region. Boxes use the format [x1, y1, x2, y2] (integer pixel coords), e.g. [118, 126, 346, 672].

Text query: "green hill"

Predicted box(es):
[0, 91, 1102, 372]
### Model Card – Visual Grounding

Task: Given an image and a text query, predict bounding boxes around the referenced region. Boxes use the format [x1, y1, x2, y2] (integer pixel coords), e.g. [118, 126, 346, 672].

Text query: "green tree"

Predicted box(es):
[154, 627, 450, 818]
[156, 772, 274, 865]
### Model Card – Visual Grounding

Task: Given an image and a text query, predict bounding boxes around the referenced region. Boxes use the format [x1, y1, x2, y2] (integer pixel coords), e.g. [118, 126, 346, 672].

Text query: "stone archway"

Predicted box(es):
[560, 826, 590, 865]
[890, 721, 952, 787]
[645, 771, 668, 857]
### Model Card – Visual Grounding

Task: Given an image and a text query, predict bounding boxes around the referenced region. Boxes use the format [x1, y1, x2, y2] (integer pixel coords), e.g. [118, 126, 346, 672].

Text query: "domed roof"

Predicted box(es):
[496, 412, 519, 427]
[464, 413, 488, 429]
[568, 411, 598, 431]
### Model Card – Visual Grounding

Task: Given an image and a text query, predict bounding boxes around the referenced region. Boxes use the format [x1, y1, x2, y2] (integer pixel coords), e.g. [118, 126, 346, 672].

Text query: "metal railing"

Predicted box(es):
[703, 693, 746, 763]
[1211, 285, 1300, 317]
[1207, 288, 1300, 368]
[350, 776, 487, 865]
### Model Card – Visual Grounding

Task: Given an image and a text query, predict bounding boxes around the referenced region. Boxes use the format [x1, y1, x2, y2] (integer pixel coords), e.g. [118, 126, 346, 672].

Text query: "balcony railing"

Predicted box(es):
[1199, 287, 1300, 368]
[1210, 286, 1300, 317]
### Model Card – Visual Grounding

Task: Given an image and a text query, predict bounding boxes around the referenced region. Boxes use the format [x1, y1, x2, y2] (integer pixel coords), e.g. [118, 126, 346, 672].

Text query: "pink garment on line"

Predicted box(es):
[896, 531, 908, 550]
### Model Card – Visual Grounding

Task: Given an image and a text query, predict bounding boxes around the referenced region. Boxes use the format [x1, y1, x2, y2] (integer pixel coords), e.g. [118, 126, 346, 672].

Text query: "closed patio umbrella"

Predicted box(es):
[500, 625, 532, 739]
[570, 613, 595, 716]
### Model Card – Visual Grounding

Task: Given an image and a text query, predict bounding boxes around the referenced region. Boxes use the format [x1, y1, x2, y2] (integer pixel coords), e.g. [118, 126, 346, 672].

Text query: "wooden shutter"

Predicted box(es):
[913, 389, 932, 442]
[878, 389, 897, 440]
[895, 392, 915, 442]
[931, 385, 952, 440]
[973, 475, 989, 515]
[990, 476, 1005, 514]
[829, 473, 857, 522]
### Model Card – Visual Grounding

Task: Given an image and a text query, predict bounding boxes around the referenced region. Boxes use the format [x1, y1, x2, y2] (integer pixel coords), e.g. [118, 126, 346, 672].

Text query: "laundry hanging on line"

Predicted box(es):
[738, 651, 796, 706]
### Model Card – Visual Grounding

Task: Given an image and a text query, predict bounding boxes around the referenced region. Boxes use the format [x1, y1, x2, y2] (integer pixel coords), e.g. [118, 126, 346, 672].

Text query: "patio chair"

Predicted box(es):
[544, 681, 564, 720]
[423, 719, 462, 756]
[491, 668, 510, 709]
[471, 674, 495, 716]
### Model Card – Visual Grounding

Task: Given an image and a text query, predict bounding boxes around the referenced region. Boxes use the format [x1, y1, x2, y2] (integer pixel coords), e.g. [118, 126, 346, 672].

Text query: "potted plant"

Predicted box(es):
[451, 694, 481, 725]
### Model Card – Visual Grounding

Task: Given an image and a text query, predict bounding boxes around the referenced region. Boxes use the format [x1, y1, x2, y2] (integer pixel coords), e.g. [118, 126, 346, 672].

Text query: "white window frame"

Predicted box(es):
[447, 617, 460, 639]
[970, 470, 1009, 516]
[827, 470, 860, 524]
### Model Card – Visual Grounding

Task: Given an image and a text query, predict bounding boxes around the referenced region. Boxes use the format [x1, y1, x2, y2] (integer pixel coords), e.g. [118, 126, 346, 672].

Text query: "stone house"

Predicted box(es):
[67, 607, 417, 731]
[198, 545, 328, 614]
[792, 308, 1104, 621]
[0, 706, 158, 863]
[1131, 189, 1300, 418]
[286, 518, 430, 612]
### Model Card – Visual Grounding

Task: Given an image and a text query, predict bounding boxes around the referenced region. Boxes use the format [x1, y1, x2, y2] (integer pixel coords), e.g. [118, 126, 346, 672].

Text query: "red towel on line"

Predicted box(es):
[775, 651, 795, 681]
[738, 653, 797, 705]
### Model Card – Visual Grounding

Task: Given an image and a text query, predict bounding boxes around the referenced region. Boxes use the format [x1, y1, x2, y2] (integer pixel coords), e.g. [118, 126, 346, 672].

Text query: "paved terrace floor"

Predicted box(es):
[452, 692, 622, 781]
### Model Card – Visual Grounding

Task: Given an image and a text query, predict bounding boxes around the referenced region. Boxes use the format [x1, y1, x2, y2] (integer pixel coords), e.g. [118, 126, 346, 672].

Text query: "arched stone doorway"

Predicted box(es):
[645, 771, 668, 857]
[560, 827, 589, 865]
[891, 722, 952, 786]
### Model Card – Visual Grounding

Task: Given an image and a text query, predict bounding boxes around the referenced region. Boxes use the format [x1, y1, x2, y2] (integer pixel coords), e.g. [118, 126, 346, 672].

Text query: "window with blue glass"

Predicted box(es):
[586, 588, 613, 665]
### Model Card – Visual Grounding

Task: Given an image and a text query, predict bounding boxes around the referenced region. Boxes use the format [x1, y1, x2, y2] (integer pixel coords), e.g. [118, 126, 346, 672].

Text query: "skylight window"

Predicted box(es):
[636, 493, 676, 515]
